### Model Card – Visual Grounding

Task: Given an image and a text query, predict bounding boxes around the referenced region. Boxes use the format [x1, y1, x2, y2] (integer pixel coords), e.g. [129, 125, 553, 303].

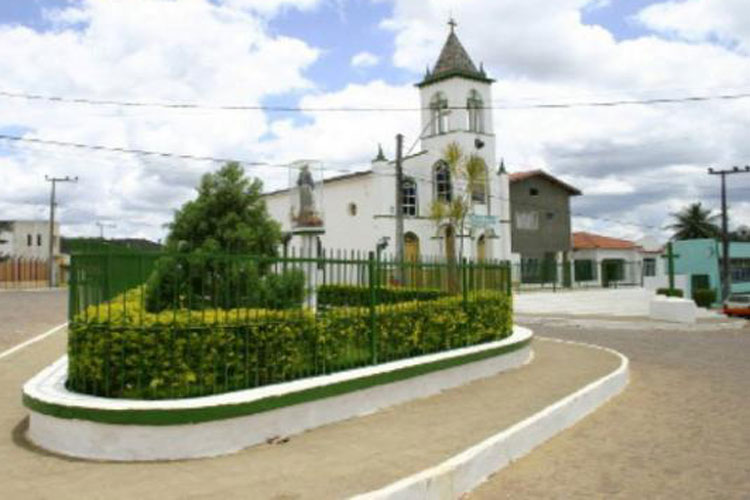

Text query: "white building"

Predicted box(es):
[264, 24, 511, 262]
[571, 231, 668, 287]
[0, 220, 60, 260]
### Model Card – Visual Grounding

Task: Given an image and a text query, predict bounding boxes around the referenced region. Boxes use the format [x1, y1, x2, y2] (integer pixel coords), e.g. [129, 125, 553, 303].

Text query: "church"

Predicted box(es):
[264, 23, 578, 267]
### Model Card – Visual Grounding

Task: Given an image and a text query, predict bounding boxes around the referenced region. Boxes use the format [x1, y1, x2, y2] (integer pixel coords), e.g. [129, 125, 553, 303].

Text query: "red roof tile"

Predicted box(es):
[573, 232, 640, 250]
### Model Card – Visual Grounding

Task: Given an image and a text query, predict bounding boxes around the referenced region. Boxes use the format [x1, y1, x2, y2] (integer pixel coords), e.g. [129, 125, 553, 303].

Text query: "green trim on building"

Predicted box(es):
[24, 337, 531, 427]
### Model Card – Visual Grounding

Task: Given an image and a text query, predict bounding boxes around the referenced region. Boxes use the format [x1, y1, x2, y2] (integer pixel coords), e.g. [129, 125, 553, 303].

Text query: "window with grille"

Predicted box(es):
[434, 162, 452, 202]
[467, 90, 484, 133]
[430, 92, 449, 135]
[402, 178, 417, 216]
[471, 168, 487, 204]
[729, 258, 750, 283]
[643, 258, 656, 277]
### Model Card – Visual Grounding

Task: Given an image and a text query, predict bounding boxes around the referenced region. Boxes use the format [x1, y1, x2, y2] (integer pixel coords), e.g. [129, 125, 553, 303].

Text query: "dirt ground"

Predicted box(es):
[471, 316, 750, 499]
[0, 289, 67, 352]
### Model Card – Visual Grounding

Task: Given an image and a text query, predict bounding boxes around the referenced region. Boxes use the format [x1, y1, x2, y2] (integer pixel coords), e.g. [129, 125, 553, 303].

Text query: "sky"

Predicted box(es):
[0, 0, 749, 243]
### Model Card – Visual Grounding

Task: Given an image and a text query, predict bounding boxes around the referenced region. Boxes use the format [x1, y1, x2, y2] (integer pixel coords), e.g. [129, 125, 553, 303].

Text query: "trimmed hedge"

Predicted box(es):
[657, 288, 684, 298]
[67, 288, 512, 400]
[317, 284, 448, 307]
[692, 288, 717, 308]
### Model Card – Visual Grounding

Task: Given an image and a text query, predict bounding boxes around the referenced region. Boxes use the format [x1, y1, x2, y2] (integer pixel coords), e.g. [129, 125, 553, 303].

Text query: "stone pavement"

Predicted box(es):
[0, 329, 618, 499]
[471, 317, 750, 499]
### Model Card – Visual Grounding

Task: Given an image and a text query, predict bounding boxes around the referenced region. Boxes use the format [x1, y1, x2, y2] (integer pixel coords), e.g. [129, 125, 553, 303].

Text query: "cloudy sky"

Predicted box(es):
[0, 0, 749, 242]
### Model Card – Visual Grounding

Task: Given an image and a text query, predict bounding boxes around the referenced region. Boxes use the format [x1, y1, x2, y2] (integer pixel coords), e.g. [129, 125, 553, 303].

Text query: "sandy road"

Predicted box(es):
[471, 316, 750, 499]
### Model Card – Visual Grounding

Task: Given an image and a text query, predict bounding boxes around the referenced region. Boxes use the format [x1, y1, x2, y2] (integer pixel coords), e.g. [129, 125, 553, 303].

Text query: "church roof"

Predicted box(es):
[417, 23, 493, 88]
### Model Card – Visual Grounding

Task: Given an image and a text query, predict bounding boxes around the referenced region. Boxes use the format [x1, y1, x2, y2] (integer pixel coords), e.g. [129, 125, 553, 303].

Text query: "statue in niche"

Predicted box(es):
[295, 165, 323, 227]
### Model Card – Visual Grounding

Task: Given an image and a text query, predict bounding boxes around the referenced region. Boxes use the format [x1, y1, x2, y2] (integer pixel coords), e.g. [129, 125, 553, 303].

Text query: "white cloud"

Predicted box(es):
[637, 0, 750, 53]
[220, 0, 324, 16]
[2, 0, 750, 244]
[351, 51, 380, 68]
[0, 0, 319, 240]
[381, 0, 750, 238]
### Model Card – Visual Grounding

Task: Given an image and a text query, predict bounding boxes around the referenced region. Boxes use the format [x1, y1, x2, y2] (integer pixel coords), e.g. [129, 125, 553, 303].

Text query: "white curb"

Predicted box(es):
[25, 327, 533, 461]
[351, 337, 629, 500]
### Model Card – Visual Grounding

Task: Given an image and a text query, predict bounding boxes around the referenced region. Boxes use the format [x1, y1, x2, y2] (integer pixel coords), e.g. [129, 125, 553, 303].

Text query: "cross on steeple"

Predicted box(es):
[448, 17, 457, 32]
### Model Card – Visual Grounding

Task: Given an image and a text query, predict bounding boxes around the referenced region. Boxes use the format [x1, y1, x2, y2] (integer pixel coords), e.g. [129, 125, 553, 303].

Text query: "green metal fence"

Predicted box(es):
[67, 250, 512, 400]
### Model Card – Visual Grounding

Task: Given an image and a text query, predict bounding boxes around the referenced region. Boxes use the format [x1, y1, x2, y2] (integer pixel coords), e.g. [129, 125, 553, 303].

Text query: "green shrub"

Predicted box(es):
[144, 254, 305, 312]
[67, 288, 512, 400]
[657, 288, 684, 298]
[317, 284, 449, 307]
[692, 288, 717, 308]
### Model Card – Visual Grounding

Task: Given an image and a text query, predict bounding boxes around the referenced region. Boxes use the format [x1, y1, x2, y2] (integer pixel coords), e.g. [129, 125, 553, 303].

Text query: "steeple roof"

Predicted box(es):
[417, 22, 493, 88]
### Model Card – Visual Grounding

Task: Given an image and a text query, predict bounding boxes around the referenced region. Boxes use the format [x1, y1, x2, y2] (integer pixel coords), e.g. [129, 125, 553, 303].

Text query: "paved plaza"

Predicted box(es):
[0, 290, 748, 498]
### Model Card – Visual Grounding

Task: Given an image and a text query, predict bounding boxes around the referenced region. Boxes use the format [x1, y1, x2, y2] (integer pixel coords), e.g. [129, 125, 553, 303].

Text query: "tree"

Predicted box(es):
[165, 162, 281, 254]
[667, 202, 721, 240]
[429, 142, 487, 291]
[145, 163, 303, 311]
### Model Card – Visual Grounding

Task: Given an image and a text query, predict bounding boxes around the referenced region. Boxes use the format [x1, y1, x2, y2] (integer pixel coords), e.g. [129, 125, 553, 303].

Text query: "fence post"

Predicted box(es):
[506, 261, 512, 296]
[461, 257, 468, 311]
[368, 251, 377, 365]
[68, 255, 76, 321]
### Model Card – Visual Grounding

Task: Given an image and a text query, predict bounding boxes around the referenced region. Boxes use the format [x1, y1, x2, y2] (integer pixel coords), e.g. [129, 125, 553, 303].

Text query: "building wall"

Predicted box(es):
[571, 247, 643, 286]
[0, 221, 60, 260]
[510, 177, 572, 258]
[671, 239, 750, 297]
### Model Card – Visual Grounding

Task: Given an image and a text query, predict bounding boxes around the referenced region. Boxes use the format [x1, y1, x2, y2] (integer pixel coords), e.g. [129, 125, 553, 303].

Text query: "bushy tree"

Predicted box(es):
[165, 162, 281, 254]
[145, 163, 304, 311]
[667, 203, 721, 240]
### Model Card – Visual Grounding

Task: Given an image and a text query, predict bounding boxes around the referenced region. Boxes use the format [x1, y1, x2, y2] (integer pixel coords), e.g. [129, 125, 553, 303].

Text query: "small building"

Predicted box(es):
[509, 170, 581, 283]
[571, 232, 645, 287]
[670, 239, 750, 298]
[0, 220, 60, 260]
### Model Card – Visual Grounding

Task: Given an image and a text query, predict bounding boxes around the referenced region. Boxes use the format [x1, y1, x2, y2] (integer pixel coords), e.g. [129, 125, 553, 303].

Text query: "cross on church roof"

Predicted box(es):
[448, 18, 457, 32]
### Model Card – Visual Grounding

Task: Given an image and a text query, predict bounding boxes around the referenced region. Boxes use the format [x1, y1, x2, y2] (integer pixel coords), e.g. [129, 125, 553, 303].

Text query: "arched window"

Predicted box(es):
[430, 92, 449, 135]
[467, 89, 484, 133]
[471, 165, 488, 204]
[434, 161, 452, 202]
[402, 177, 417, 216]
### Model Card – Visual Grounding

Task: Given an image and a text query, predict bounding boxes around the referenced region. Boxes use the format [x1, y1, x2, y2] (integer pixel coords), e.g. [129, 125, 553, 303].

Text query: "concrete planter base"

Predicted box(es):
[649, 295, 697, 324]
[24, 327, 532, 462]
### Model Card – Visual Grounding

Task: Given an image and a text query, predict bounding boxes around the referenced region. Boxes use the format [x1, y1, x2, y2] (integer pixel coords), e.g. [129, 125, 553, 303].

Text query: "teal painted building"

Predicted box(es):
[672, 239, 750, 298]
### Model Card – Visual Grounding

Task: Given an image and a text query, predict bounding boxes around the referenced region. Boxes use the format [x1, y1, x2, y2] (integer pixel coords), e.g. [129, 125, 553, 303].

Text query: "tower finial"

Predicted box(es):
[374, 143, 387, 162]
[448, 17, 457, 33]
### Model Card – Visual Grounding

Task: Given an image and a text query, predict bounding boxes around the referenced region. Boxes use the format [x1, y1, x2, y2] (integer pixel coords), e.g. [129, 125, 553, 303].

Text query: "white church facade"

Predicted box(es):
[265, 25, 513, 262]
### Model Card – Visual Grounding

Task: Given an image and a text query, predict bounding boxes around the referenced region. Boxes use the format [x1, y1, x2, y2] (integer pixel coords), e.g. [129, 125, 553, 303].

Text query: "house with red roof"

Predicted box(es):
[571, 231, 658, 287]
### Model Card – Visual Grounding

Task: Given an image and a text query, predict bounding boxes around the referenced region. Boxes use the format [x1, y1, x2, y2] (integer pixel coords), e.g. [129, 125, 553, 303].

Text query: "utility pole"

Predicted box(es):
[96, 221, 116, 239]
[45, 175, 78, 287]
[394, 133, 405, 282]
[708, 165, 750, 302]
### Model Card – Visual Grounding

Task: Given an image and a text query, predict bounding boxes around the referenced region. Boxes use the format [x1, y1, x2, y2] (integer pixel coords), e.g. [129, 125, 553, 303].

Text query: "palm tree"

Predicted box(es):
[667, 203, 721, 240]
[429, 142, 487, 291]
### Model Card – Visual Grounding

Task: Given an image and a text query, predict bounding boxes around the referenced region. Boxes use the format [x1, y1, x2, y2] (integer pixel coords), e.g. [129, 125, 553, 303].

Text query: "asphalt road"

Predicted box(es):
[471, 315, 750, 499]
[0, 289, 67, 352]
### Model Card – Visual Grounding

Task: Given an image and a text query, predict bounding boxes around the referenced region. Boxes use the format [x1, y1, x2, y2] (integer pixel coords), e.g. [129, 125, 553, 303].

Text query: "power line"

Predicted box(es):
[0, 133, 269, 166]
[2, 89, 750, 112]
[0, 132, 679, 231]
